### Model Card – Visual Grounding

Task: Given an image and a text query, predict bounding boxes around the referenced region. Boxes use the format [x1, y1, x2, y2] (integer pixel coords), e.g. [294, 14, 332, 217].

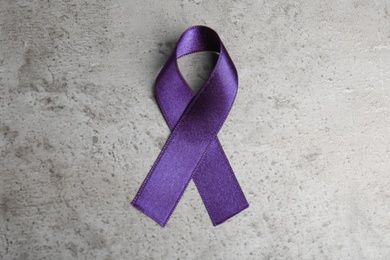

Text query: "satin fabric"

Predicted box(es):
[132, 26, 248, 226]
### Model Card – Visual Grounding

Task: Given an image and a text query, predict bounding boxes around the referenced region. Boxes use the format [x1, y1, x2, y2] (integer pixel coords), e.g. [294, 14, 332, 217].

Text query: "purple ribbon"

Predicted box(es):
[132, 26, 249, 226]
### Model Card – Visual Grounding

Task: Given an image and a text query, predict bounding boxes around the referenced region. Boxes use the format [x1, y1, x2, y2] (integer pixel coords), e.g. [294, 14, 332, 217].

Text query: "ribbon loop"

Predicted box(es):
[132, 26, 248, 226]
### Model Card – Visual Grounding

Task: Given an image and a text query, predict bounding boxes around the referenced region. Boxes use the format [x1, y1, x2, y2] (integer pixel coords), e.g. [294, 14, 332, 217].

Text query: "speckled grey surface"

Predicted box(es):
[1, 0, 390, 259]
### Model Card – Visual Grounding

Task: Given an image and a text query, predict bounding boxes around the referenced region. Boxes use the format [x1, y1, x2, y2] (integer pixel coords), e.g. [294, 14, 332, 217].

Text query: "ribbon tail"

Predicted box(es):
[193, 139, 249, 226]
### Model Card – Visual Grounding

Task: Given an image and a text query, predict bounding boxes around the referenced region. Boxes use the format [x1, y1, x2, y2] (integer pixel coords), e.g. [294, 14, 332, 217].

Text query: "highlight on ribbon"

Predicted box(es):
[132, 26, 249, 227]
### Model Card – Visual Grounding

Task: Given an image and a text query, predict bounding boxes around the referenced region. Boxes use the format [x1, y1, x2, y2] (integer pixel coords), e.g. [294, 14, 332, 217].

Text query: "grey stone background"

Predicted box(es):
[1, 0, 390, 259]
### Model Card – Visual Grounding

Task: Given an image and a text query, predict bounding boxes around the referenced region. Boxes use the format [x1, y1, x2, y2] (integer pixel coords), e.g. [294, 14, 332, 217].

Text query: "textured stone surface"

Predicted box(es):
[1, 0, 390, 259]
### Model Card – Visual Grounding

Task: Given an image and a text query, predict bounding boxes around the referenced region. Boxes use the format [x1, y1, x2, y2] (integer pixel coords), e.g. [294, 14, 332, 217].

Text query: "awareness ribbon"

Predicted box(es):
[132, 26, 249, 226]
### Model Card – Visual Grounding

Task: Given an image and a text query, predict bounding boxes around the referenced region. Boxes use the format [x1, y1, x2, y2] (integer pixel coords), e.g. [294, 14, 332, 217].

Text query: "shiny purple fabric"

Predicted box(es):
[132, 26, 249, 227]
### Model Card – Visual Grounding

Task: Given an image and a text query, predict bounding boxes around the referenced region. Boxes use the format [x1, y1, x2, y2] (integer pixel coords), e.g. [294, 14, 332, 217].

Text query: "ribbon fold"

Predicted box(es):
[132, 26, 249, 226]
